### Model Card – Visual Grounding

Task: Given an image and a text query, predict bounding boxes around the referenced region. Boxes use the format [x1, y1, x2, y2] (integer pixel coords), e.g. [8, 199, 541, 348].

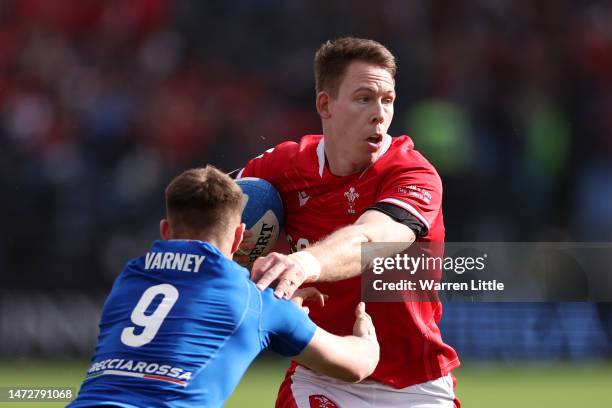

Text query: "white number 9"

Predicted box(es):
[120, 283, 179, 347]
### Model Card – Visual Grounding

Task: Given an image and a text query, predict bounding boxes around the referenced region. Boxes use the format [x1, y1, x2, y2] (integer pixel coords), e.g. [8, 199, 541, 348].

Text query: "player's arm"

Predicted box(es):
[252, 209, 416, 298]
[253, 159, 442, 298]
[304, 209, 416, 282]
[263, 289, 379, 382]
[295, 302, 379, 382]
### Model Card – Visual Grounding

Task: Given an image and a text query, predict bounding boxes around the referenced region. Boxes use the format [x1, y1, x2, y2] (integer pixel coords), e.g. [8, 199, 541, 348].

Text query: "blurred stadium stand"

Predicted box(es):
[1, 0, 611, 358]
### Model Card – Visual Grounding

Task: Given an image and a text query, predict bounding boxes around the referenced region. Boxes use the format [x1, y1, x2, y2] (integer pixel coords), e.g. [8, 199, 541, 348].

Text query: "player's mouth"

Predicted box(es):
[366, 133, 383, 151]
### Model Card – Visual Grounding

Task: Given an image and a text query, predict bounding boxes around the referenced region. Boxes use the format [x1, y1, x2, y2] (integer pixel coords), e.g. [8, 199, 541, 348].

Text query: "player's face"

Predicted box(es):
[326, 61, 395, 172]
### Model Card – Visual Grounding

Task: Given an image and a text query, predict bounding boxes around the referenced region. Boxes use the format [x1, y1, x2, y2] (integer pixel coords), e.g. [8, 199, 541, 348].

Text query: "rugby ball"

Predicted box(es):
[236, 177, 284, 268]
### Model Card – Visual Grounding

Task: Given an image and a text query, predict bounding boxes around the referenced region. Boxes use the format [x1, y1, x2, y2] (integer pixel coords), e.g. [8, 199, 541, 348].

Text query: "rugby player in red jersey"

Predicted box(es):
[236, 37, 460, 408]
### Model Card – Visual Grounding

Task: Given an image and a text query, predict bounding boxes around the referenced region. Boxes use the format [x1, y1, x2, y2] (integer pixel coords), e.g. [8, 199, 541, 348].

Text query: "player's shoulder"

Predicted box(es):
[242, 135, 319, 169]
[258, 288, 304, 319]
[387, 136, 440, 173]
[375, 135, 442, 190]
[267, 134, 321, 158]
[269, 140, 299, 157]
[388, 135, 427, 163]
[297, 134, 323, 150]
[240, 134, 323, 182]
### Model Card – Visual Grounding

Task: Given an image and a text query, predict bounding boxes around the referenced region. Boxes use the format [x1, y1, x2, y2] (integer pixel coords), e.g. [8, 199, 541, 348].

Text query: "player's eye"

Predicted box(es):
[382, 97, 394, 104]
[356, 95, 370, 103]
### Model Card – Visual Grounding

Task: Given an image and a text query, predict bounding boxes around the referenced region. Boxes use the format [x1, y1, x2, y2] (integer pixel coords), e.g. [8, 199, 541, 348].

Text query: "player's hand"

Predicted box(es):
[353, 302, 377, 343]
[233, 230, 254, 266]
[290, 287, 328, 315]
[252, 252, 308, 299]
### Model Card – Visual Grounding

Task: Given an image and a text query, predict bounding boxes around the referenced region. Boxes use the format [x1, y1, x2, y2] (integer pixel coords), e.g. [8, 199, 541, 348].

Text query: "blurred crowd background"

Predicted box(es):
[1, 0, 611, 359]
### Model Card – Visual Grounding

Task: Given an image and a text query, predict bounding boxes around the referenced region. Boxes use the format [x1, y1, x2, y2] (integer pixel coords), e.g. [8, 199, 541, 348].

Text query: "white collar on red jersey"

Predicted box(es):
[316, 137, 326, 177]
[316, 134, 392, 178]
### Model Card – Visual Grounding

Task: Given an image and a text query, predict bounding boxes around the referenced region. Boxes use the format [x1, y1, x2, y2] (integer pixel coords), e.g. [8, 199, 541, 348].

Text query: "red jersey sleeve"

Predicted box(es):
[237, 141, 298, 184]
[375, 151, 442, 233]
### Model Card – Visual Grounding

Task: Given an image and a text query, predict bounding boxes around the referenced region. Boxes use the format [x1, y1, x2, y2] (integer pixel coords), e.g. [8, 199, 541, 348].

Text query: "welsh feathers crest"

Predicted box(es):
[344, 186, 359, 214]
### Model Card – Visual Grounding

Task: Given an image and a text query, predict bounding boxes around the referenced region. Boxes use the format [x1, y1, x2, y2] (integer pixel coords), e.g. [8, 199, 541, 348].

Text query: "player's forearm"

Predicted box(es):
[260, 211, 416, 298]
[323, 335, 379, 383]
[305, 225, 371, 282]
[296, 329, 379, 383]
[304, 210, 417, 282]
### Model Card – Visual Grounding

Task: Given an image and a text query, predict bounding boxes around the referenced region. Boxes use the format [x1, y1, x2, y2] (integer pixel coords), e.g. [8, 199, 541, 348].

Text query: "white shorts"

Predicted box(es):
[279, 366, 457, 408]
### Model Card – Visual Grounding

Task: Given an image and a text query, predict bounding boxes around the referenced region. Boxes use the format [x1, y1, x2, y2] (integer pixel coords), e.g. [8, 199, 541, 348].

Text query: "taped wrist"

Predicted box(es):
[288, 251, 321, 282]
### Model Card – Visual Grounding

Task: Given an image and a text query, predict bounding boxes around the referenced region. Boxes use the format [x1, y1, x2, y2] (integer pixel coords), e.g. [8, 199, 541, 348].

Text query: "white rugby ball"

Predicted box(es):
[236, 177, 284, 268]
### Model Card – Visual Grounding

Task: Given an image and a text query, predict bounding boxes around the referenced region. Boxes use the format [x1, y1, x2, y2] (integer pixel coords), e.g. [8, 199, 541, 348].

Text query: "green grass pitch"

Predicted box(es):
[0, 358, 610, 407]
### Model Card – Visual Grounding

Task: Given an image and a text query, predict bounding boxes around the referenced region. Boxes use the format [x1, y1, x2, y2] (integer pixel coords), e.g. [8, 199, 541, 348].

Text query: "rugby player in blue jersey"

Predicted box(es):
[68, 166, 379, 408]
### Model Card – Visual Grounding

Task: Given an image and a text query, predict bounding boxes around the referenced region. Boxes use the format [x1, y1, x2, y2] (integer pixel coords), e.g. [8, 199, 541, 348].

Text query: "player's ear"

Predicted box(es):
[316, 91, 332, 119]
[160, 219, 171, 240]
[231, 223, 246, 255]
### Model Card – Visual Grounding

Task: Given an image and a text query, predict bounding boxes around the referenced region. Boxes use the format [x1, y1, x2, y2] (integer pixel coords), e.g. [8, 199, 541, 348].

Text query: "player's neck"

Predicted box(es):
[169, 234, 232, 258]
[324, 144, 366, 177]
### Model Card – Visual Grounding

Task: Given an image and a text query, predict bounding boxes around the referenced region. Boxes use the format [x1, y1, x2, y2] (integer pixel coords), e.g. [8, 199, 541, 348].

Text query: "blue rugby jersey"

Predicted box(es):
[69, 240, 316, 408]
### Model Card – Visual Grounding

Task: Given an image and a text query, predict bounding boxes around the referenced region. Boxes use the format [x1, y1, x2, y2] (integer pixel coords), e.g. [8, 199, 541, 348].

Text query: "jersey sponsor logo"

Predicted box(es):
[86, 359, 193, 386]
[144, 251, 206, 273]
[344, 186, 360, 214]
[309, 394, 339, 408]
[398, 185, 432, 205]
[298, 190, 310, 207]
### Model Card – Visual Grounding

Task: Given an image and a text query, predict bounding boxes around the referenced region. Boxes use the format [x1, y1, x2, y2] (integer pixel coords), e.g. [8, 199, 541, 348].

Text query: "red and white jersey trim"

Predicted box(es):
[316, 138, 325, 177]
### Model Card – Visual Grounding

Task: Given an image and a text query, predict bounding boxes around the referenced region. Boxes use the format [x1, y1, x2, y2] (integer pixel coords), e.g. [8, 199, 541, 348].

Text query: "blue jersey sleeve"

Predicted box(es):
[259, 289, 317, 357]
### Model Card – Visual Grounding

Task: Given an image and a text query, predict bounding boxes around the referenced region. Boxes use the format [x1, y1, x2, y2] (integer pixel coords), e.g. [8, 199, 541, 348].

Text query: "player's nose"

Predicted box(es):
[369, 101, 384, 125]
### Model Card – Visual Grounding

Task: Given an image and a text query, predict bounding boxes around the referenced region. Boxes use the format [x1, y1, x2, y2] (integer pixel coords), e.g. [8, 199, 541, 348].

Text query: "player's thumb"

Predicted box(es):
[353, 302, 374, 338]
[356, 301, 366, 316]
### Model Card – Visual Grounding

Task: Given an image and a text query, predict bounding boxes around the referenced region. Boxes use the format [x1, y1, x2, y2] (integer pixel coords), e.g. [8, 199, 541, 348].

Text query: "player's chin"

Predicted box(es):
[356, 155, 377, 170]
[350, 147, 378, 171]
[360, 147, 380, 164]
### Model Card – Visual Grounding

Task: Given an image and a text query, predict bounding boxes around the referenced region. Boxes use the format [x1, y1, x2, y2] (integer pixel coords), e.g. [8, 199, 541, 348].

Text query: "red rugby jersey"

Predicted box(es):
[238, 134, 459, 388]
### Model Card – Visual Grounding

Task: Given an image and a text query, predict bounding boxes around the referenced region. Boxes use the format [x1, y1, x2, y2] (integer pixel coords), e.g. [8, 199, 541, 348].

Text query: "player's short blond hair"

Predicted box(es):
[314, 37, 397, 98]
[165, 166, 243, 237]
